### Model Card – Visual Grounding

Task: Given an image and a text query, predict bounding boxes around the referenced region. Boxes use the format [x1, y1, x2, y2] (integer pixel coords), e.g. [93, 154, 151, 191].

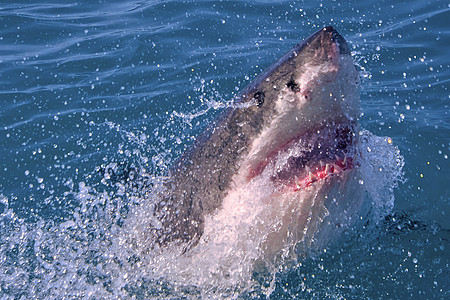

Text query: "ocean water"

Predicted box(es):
[0, 0, 449, 299]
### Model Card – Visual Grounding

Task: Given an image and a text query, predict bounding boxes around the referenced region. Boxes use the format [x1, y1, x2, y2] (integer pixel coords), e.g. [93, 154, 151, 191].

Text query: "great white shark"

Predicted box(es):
[149, 26, 363, 264]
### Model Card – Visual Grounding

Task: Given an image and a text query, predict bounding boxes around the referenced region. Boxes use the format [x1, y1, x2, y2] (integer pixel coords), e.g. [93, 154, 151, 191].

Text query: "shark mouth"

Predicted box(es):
[267, 122, 358, 193]
[288, 153, 354, 192]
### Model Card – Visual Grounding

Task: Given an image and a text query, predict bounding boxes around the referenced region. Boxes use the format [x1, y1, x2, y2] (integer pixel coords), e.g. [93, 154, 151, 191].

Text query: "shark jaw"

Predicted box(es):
[271, 122, 357, 193]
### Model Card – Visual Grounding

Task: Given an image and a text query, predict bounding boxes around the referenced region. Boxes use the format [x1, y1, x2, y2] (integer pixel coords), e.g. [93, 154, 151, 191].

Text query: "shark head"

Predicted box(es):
[234, 26, 360, 191]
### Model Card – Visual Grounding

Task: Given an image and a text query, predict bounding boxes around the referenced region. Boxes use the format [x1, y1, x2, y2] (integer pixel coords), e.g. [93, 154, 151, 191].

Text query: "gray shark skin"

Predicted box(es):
[152, 26, 361, 252]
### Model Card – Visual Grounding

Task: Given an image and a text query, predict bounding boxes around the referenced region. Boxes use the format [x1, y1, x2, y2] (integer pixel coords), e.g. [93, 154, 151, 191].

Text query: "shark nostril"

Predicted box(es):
[286, 79, 300, 92]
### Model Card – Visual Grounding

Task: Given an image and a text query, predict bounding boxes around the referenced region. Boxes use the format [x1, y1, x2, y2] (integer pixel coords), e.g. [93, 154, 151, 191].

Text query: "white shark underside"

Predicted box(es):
[150, 26, 363, 266]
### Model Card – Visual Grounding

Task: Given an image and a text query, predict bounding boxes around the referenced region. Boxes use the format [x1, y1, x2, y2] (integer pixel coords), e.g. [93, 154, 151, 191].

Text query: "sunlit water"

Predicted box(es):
[0, 0, 448, 298]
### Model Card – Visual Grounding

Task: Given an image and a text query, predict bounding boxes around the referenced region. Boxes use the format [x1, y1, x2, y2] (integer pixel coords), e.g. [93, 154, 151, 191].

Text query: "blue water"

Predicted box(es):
[0, 0, 449, 298]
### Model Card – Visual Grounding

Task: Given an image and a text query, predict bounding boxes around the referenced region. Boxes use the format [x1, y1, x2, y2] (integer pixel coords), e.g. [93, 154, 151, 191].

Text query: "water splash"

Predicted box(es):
[357, 129, 405, 220]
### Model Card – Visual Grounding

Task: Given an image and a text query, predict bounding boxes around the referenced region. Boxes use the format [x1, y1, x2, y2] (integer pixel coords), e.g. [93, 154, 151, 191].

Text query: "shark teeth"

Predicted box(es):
[288, 155, 354, 193]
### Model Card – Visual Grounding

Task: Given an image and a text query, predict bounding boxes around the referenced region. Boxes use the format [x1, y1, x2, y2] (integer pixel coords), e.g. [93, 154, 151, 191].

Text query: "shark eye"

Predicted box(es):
[253, 91, 265, 107]
[286, 79, 300, 92]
